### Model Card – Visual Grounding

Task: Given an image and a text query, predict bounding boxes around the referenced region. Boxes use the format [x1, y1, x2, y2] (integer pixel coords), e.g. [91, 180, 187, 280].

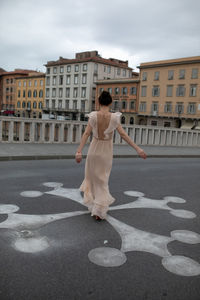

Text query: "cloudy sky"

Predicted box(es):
[0, 0, 199, 72]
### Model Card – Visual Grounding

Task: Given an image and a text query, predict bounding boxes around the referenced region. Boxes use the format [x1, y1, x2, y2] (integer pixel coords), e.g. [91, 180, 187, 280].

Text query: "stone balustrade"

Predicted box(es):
[0, 117, 200, 146]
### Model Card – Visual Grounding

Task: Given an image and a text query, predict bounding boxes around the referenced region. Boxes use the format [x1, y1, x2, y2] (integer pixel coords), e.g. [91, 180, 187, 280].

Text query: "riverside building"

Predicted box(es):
[95, 74, 139, 125]
[44, 51, 132, 120]
[138, 56, 200, 129]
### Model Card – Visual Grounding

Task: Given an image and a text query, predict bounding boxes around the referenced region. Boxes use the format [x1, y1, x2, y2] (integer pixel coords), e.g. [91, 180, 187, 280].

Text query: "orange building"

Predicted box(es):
[95, 77, 139, 125]
[15, 73, 45, 118]
[0, 69, 37, 116]
[138, 56, 200, 129]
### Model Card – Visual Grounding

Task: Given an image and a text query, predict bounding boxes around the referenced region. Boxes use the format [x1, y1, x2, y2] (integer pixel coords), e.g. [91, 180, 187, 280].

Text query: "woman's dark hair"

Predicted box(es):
[98, 91, 112, 106]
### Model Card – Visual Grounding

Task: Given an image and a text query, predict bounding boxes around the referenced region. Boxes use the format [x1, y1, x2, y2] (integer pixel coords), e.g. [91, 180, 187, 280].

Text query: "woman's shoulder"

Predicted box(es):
[86, 111, 97, 117]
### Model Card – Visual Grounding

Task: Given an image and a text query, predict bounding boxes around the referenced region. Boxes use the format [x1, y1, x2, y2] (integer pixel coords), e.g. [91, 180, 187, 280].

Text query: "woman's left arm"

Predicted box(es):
[75, 123, 92, 163]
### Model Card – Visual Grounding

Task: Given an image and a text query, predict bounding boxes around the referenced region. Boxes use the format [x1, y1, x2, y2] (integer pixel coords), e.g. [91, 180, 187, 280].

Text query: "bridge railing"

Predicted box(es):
[0, 117, 200, 146]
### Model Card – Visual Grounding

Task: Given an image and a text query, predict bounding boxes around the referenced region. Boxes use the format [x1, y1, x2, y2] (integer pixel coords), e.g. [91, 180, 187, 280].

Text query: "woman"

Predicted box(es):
[75, 91, 147, 220]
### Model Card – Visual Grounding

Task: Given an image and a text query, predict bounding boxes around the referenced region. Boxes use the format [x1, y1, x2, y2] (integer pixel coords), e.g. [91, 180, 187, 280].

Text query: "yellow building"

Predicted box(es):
[138, 56, 200, 129]
[15, 72, 45, 118]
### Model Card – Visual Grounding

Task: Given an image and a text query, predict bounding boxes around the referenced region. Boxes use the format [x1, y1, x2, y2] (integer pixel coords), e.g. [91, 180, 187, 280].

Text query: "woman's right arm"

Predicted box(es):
[116, 125, 147, 159]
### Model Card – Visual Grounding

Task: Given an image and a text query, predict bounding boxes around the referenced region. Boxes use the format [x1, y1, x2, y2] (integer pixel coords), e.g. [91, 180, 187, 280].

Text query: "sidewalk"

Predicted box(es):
[0, 143, 199, 161]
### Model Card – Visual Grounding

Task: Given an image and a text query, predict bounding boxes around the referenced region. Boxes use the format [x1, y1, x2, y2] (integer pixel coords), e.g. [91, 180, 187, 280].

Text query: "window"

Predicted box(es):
[47, 68, 50, 74]
[59, 88, 63, 98]
[139, 102, 146, 112]
[53, 76, 57, 85]
[29, 80, 32, 87]
[154, 71, 160, 80]
[23, 90, 26, 97]
[175, 103, 184, 114]
[93, 75, 97, 82]
[141, 86, 147, 97]
[18, 81, 21, 87]
[130, 117, 134, 125]
[81, 87, 86, 98]
[60, 66, 64, 73]
[66, 75, 71, 85]
[142, 72, 147, 81]
[164, 122, 171, 127]
[115, 87, 120, 95]
[81, 100, 85, 110]
[73, 88, 78, 98]
[130, 87, 137, 95]
[22, 101, 26, 108]
[179, 69, 185, 79]
[82, 74, 87, 84]
[191, 68, 198, 79]
[166, 85, 173, 97]
[83, 64, 87, 71]
[53, 67, 57, 74]
[168, 70, 174, 80]
[33, 101, 37, 109]
[107, 66, 111, 74]
[122, 87, 127, 95]
[94, 64, 98, 72]
[52, 88, 56, 97]
[108, 88, 112, 94]
[33, 90, 37, 97]
[6, 87, 9, 93]
[152, 86, 160, 97]
[190, 84, 197, 97]
[121, 116, 125, 124]
[152, 102, 159, 113]
[6, 79, 9, 84]
[74, 65, 79, 72]
[58, 100, 62, 108]
[164, 102, 172, 113]
[104, 66, 106, 72]
[66, 88, 70, 98]
[117, 68, 121, 75]
[67, 65, 71, 73]
[187, 103, 196, 114]
[39, 102, 42, 109]
[151, 121, 157, 126]
[34, 80, 37, 87]
[46, 77, 50, 86]
[18, 90, 20, 97]
[73, 100, 77, 109]
[40, 80, 43, 86]
[114, 101, 119, 110]
[74, 74, 78, 84]
[99, 88, 104, 94]
[59, 75, 63, 85]
[17, 101, 21, 108]
[65, 100, 69, 109]
[39, 90, 43, 97]
[28, 90, 32, 98]
[23, 81, 26, 87]
[46, 88, 50, 98]
[52, 100, 55, 109]
[123, 69, 126, 77]
[130, 101, 135, 110]
[176, 85, 185, 97]
[46, 100, 49, 108]
[122, 101, 127, 109]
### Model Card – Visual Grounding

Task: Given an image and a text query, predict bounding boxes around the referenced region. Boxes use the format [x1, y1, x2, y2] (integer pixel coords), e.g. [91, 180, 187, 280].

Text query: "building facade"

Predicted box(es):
[15, 73, 45, 118]
[96, 77, 139, 125]
[0, 69, 37, 116]
[44, 51, 132, 120]
[138, 56, 200, 129]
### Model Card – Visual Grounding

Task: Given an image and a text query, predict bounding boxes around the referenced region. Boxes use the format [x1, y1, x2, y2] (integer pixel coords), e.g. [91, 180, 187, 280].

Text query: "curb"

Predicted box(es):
[0, 155, 200, 161]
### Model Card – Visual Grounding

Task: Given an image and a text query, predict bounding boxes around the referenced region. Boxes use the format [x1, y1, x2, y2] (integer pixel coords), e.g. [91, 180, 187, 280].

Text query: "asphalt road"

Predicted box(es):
[0, 158, 200, 300]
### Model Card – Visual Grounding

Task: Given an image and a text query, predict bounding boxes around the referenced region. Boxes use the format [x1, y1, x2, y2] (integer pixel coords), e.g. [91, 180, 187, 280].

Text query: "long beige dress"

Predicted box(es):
[80, 111, 122, 219]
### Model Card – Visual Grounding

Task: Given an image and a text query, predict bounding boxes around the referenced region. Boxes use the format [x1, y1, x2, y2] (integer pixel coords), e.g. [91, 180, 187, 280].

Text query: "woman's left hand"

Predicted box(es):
[75, 151, 82, 163]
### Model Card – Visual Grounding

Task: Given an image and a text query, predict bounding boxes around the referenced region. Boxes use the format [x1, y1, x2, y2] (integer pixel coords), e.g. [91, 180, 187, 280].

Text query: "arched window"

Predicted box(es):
[33, 90, 37, 97]
[22, 101, 26, 108]
[27, 101, 31, 109]
[33, 101, 37, 109]
[130, 117, 134, 125]
[39, 90, 43, 97]
[39, 102, 42, 109]
[121, 116, 125, 124]
[17, 101, 21, 108]
[28, 90, 32, 97]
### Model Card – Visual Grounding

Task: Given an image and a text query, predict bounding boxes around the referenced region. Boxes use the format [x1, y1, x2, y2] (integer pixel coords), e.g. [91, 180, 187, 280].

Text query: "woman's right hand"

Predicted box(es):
[75, 152, 82, 163]
[137, 148, 147, 159]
